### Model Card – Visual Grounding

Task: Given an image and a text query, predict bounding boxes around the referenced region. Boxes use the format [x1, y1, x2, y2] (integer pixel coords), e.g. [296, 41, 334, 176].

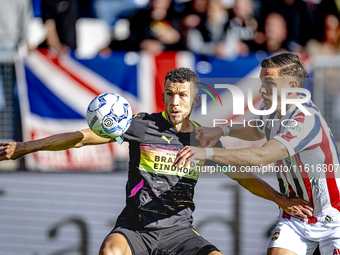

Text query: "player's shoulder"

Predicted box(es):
[129, 113, 150, 128]
[293, 100, 321, 123]
[132, 112, 147, 119]
[123, 112, 152, 137]
[131, 112, 164, 123]
[301, 100, 321, 115]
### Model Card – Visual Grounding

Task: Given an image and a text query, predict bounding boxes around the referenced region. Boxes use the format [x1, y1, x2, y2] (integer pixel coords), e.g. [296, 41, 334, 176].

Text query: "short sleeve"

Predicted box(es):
[41, 0, 55, 22]
[120, 112, 149, 143]
[273, 113, 322, 157]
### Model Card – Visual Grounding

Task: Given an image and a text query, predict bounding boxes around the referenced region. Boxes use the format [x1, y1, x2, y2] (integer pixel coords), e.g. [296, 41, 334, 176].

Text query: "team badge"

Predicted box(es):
[325, 215, 333, 223]
[271, 228, 281, 241]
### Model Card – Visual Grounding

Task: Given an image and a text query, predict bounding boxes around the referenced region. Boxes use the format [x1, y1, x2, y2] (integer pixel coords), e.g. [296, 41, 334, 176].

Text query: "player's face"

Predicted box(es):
[163, 80, 199, 126]
[259, 68, 291, 112]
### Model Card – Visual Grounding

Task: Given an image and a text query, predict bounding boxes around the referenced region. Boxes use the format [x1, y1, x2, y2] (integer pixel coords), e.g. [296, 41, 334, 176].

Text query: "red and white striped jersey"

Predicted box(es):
[257, 99, 340, 222]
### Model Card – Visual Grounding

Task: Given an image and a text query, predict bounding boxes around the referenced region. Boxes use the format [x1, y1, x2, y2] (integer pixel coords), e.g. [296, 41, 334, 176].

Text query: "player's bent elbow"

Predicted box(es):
[99, 234, 129, 255]
[75, 129, 114, 148]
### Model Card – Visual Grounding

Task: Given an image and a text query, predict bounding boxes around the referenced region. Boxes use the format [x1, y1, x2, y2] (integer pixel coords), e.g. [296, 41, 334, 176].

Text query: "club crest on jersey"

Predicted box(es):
[325, 215, 333, 223]
[271, 229, 281, 241]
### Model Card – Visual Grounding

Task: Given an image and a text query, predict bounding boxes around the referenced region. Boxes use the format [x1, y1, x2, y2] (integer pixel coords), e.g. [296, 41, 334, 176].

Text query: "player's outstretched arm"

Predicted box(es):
[195, 125, 265, 148]
[0, 128, 114, 161]
[175, 139, 287, 168]
[227, 171, 313, 221]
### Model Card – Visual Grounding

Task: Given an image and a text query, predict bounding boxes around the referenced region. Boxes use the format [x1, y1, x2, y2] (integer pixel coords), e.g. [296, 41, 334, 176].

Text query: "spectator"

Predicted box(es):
[252, 12, 288, 53]
[104, 0, 183, 54]
[179, 0, 210, 47]
[0, 0, 30, 55]
[38, 0, 91, 56]
[183, 0, 209, 22]
[186, 0, 232, 58]
[38, 0, 77, 55]
[312, 0, 339, 41]
[306, 14, 340, 55]
[227, 0, 258, 55]
[260, 0, 313, 50]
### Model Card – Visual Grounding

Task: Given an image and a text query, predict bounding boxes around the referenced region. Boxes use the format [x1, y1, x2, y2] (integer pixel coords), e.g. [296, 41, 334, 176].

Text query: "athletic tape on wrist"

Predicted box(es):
[205, 148, 214, 160]
[219, 126, 230, 137]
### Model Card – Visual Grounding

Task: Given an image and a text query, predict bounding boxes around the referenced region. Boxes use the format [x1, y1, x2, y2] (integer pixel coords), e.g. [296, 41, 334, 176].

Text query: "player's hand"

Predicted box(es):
[278, 196, 313, 221]
[195, 127, 223, 147]
[174, 146, 206, 168]
[0, 142, 22, 161]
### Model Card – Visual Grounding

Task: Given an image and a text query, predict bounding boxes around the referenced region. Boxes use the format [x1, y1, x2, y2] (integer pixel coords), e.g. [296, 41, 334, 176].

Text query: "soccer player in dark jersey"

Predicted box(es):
[0, 67, 311, 255]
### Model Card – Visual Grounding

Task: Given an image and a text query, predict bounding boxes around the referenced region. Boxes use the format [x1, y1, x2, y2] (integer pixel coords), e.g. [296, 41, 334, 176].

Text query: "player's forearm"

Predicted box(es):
[25, 128, 114, 152]
[212, 139, 287, 167]
[21, 131, 85, 154]
[1, 129, 113, 161]
[225, 170, 313, 220]
[229, 125, 265, 141]
[232, 174, 284, 205]
[212, 147, 269, 167]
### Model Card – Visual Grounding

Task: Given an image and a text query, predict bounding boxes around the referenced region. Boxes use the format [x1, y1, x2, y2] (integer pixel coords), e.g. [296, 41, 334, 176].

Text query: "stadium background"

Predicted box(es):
[1, 0, 340, 254]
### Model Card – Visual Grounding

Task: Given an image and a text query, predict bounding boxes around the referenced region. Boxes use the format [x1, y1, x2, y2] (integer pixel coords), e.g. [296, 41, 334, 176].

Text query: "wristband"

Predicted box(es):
[205, 148, 214, 160]
[219, 126, 230, 137]
[115, 136, 124, 144]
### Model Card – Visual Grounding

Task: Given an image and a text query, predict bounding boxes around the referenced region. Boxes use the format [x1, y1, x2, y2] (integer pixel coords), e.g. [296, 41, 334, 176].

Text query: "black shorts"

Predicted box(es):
[110, 225, 220, 255]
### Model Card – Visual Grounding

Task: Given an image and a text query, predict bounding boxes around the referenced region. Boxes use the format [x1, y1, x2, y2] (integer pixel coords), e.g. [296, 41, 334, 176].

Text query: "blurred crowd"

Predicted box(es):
[2, 0, 340, 59]
[93, 0, 340, 58]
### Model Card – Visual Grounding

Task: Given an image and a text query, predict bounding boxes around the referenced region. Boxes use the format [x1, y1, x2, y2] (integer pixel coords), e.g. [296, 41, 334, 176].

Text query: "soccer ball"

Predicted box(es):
[86, 93, 132, 139]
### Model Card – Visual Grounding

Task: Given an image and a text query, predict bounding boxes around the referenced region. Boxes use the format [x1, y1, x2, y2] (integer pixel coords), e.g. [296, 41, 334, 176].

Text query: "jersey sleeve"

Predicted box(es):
[41, 0, 55, 22]
[273, 112, 322, 157]
[120, 113, 149, 143]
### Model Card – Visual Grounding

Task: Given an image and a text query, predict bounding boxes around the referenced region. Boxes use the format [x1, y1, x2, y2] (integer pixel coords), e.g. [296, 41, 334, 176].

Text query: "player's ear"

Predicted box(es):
[162, 93, 165, 105]
[289, 80, 298, 88]
[192, 94, 200, 108]
[288, 80, 299, 97]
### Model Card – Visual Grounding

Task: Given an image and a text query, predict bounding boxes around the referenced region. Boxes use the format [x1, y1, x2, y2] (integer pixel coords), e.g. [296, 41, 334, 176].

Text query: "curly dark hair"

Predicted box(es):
[260, 52, 307, 88]
[165, 67, 200, 91]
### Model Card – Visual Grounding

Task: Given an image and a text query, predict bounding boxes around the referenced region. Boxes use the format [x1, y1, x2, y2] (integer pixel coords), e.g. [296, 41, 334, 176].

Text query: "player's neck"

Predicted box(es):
[276, 108, 282, 119]
[174, 119, 194, 133]
[276, 104, 293, 119]
[163, 111, 194, 133]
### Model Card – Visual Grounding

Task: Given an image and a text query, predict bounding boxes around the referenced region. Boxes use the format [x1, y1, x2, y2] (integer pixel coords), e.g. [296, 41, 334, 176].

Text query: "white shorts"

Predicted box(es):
[268, 217, 340, 255]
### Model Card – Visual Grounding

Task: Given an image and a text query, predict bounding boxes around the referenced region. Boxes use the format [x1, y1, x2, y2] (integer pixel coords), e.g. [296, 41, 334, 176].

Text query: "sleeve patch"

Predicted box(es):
[287, 122, 304, 137]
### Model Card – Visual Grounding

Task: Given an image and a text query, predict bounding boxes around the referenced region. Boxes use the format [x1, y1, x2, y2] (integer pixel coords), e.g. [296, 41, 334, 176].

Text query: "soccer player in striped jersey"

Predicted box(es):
[175, 52, 340, 255]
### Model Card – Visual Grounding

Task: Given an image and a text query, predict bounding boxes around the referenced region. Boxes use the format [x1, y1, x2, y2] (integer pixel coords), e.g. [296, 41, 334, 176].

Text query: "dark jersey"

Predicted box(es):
[115, 112, 223, 230]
